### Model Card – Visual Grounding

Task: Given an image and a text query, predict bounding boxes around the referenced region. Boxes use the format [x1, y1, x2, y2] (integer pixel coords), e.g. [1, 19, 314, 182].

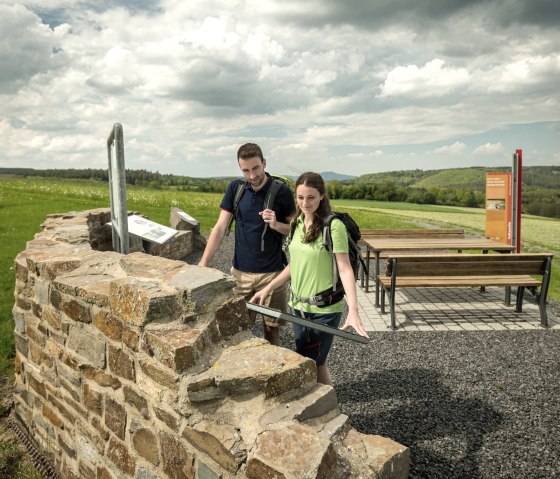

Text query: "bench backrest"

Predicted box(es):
[385, 253, 553, 277]
[361, 228, 465, 239]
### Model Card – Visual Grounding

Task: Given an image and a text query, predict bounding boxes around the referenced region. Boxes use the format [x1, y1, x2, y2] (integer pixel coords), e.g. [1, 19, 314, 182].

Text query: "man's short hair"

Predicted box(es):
[238, 143, 264, 162]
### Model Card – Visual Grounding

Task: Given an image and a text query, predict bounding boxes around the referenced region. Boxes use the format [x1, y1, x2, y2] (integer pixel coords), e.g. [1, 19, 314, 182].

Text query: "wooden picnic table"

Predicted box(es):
[362, 236, 516, 306]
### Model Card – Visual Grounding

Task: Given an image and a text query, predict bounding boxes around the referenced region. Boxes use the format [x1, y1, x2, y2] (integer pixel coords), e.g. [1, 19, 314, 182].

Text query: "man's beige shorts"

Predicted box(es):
[230, 267, 287, 327]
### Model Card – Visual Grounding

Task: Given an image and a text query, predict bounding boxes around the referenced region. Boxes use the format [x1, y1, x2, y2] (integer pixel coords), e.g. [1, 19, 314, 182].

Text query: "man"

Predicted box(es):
[198, 143, 296, 345]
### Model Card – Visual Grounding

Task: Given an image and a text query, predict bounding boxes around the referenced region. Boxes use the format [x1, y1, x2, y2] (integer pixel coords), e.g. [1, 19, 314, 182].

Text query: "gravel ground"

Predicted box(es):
[186, 237, 560, 479]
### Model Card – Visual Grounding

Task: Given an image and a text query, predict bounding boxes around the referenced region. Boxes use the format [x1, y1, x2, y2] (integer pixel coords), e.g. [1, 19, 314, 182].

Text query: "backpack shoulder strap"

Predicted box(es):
[260, 177, 286, 250]
[226, 179, 247, 236]
[322, 213, 340, 290]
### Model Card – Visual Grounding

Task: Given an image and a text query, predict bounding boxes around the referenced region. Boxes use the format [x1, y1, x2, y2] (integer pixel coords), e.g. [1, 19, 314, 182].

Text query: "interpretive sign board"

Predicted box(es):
[125, 215, 178, 244]
[485, 172, 512, 244]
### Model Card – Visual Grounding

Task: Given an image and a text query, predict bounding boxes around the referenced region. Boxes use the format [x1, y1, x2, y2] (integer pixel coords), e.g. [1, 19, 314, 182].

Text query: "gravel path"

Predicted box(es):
[185, 237, 560, 479]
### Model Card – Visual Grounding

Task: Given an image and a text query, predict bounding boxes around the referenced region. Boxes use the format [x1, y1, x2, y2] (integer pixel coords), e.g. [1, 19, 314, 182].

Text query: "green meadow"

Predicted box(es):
[1, 177, 558, 376]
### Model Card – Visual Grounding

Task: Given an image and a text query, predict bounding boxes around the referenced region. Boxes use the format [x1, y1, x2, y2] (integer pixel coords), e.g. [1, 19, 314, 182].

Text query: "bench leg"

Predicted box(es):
[515, 286, 524, 312]
[381, 287, 386, 313]
[390, 287, 397, 330]
[504, 286, 511, 306]
[538, 292, 549, 328]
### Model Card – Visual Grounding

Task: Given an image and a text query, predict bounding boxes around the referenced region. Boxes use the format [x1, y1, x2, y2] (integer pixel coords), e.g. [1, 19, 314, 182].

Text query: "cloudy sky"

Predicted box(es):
[1, 0, 559, 178]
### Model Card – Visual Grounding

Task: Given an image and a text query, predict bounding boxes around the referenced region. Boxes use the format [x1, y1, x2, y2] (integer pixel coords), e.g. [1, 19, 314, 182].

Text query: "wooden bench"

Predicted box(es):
[357, 229, 465, 285]
[378, 253, 553, 329]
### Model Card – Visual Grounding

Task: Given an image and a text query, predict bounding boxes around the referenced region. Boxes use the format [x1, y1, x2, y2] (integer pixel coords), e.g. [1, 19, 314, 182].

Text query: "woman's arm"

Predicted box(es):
[335, 253, 369, 338]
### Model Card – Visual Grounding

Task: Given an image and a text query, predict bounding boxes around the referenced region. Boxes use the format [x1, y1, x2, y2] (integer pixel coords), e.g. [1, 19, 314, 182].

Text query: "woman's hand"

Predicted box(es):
[250, 288, 271, 305]
[339, 309, 370, 338]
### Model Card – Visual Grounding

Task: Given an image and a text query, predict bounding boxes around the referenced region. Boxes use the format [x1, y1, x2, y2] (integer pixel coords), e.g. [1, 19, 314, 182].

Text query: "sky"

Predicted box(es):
[1, 0, 560, 178]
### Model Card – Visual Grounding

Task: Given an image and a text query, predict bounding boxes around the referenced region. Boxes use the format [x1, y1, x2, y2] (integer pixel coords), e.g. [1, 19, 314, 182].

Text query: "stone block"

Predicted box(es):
[159, 433, 195, 479]
[83, 383, 103, 416]
[27, 373, 46, 399]
[92, 310, 123, 341]
[78, 461, 96, 479]
[169, 208, 200, 234]
[260, 384, 338, 425]
[107, 437, 136, 476]
[14, 332, 28, 358]
[132, 428, 160, 465]
[13, 308, 25, 333]
[108, 345, 136, 381]
[43, 306, 62, 330]
[105, 397, 127, 440]
[139, 358, 177, 389]
[245, 423, 337, 479]
[61, 298, 91, 323]
[34, 278, 50, 304]
[67, 326, 106, 369]
[197, 462, 221, 479]
[143, 327, 206, 373]
[189, 338, 316, 400]
[123, 386, 150, 419]
[214, 297, 252, 339]
[182, 419, 246, 473]
[43, 403, 65, 429]
[81, 365, 121, 390]
[154, 406, 179, 431]
[342, 430, 410, 479]
[109, 277, 181, 326]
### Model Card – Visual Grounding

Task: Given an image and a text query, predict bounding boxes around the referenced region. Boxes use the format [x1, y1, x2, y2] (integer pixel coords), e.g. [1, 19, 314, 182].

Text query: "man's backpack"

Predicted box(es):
[288, 212, 368, 307]
[226, 176, 287, 251]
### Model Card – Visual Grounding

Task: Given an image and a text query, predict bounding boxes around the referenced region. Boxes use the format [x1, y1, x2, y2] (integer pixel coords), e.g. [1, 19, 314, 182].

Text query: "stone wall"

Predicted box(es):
[12, 208, 410, 479]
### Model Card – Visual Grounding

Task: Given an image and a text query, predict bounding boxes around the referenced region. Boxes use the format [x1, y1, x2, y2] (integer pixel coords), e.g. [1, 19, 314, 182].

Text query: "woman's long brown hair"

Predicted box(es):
[294, 172, 332, 244]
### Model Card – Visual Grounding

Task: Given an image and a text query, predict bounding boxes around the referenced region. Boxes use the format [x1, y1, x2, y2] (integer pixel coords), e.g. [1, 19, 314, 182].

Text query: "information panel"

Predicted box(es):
[485, 172, 512, 244]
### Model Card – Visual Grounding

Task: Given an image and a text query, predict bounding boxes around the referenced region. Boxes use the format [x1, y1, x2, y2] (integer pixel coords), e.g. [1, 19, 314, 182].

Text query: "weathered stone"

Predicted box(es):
[136, 467, 162, 479]
[97, 466, 116, 479]
[139, 359, 177, 389]
[154, 407, 179, 431]
[34, 278, 50, 304]
[58, 434, 76, 459]
[13, 308, 25, 333]
[159, 433, 195, 479]
[260, 384, 338, 425]
[342, 430, 410, 479]
[169, 208, 200, 234]
[182, 420, 246, 473]
[197, 462, 221, 479]
[26, 317, 46, 346]
[107, 437, 136, 476]
[122, 326, 140, 351]
[105, 397, 127, 440]
[83, 384, 103, 416]
[108, 345, 135, 381]
[143, 328, 205, 373]
[40, 257, 84, 281]
[193, 338, 316, 399]
[78, 461, 96, 479]
[81, 365, 121, 389]
[42, 403, 65, 429]
[62, 298, 91, 323]
[43, 306, 62, 330]
[123, 386, 150, 419]
[132, 428, 159, 465]
[30, 341, 54, 368]
[67, 326, 106, 369]
[119, 252, 185, 279]
[31, 302, 43, 319]
[27, 373, 46, 398]
[46, 393, 78, 425]
[214, 297, 252, 338]
[246, 423, 337, 479]
[109, 277, 181, 326]
[14, 332, 28, 358]
[92, 310, 123, 341]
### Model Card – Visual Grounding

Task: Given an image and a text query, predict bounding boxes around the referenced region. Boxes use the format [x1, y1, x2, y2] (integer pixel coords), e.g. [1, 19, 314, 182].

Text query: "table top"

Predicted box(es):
[362, 236, 516, 253]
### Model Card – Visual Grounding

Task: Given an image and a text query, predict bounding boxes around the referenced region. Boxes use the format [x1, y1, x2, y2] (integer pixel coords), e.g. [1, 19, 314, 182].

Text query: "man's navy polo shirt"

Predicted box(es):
[220, 175, 295, 273]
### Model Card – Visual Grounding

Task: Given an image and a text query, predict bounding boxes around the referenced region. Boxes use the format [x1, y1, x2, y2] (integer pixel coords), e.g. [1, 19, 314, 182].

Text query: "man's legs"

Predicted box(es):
[230, 268, 286, 346]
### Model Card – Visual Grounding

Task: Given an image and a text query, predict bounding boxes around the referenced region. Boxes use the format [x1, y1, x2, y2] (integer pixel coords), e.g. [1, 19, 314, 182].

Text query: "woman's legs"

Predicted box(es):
[317, 363, 333, 386]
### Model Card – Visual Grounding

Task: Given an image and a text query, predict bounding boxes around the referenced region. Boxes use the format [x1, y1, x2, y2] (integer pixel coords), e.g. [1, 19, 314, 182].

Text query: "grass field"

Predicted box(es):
[1, 177, 558, 376]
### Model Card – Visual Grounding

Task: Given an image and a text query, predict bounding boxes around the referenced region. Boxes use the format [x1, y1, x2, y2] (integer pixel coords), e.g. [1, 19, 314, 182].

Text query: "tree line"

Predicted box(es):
[1, 167, 558, 218]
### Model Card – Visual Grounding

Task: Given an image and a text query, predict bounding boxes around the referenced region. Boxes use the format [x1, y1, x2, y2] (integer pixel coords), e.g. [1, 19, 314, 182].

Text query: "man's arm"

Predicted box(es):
[198, 209, 233, 267]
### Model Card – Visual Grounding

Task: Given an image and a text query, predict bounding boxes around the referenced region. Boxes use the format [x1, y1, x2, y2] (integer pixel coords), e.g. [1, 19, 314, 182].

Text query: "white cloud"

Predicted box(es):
[473, 142, 504, 155]
[431, 142, 467, 155]
[379, 59, 470, 98]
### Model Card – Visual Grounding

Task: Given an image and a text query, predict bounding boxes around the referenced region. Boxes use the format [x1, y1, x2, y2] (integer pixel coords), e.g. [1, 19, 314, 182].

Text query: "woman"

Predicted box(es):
[250, 172, 369, 385]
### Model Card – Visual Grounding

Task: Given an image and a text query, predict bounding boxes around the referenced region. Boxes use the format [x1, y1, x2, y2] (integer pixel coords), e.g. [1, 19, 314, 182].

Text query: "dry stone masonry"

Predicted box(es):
[12, 208, 410, 479]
